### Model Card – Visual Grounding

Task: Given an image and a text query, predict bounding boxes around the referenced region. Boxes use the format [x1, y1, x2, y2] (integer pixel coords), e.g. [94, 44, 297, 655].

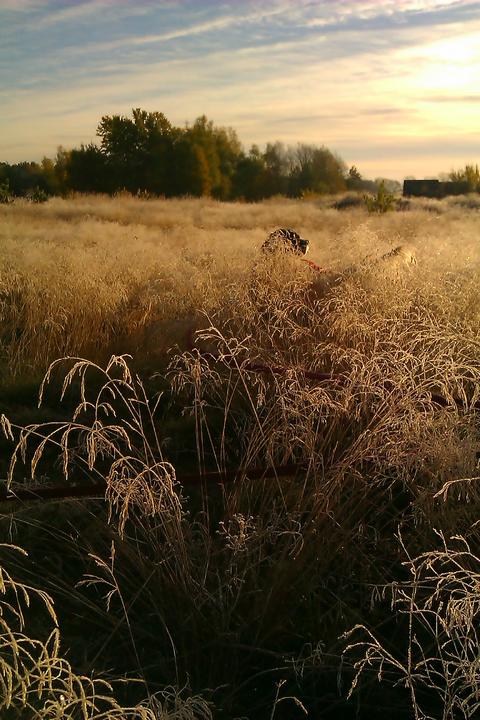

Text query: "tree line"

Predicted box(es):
[1, 108, 401, 200]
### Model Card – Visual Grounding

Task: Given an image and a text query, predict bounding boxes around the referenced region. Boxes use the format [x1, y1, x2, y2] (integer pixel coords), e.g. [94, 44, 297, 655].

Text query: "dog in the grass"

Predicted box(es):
[378, 245, 417, 268]
[262, 228, 310, 256]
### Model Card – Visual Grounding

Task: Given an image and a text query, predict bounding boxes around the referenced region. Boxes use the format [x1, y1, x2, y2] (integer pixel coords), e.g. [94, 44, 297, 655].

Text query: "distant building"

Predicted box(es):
[403, 179, 470, 198]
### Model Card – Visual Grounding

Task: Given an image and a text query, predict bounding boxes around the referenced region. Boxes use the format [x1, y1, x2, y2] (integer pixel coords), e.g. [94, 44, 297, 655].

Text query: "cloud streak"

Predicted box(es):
[426, 94, 480, 102]
[51, 2, 299, 55]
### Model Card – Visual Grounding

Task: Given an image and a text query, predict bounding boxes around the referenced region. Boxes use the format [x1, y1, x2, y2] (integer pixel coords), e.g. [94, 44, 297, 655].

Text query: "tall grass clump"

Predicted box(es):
[0, 179, 14, 204]
[25, 187, 49, 204]
[344, 530, 480, 720]
[363, 181, 396, 213]
[0, 543, 211, 719]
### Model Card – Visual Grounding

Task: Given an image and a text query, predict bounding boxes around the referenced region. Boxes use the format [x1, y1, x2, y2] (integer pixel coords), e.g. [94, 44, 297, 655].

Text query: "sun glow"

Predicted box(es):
[408, 34, 479, 92]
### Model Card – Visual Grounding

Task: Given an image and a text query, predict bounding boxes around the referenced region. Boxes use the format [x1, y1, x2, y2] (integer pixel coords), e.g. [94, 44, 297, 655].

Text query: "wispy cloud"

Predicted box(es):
[426, 94, 480, 102]
[34, 1, 112, 27]
[59, 2, 297, 55]
[0, 0, 42, 10]
[314, 0, 479, 18]
[30, 0, 157, 29]
[304, 0, 480, 32]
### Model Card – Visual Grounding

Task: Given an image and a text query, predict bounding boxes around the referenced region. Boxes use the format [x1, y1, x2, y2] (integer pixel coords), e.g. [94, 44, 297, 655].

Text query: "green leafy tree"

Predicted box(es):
[232, 146, 267, 201]
[190, 144, 212, 196]
[53, 146, 72, 195]
[211, 125, 242, 198]
[39, 157, 56, 193]
[184, 115, 241, 198]
[346, 165, 363, 190]
[97, 112, 143, 191]
[289, 144, 346, 196]
[97, 108, 181, 195]
[66, 144, 109, 193]
[4, 108, 366, 200]
[262, 142, 291, 196]
[168, 138, 208, 196]
[0, 161, 51, 196]
[343, 165, 384, 193]
[130, 108, 174, 194]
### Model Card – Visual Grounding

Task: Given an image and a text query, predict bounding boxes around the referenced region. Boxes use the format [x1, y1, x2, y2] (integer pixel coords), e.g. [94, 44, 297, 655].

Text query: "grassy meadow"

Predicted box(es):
[0, 193, 479, 718]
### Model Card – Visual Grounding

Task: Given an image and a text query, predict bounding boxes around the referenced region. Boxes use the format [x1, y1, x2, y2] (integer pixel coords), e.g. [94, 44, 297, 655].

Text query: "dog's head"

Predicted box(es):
[262, 228, 310, 256]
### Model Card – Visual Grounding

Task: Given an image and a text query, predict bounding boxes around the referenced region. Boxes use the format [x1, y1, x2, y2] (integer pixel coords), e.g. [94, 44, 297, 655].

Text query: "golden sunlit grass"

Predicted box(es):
[0, 193, 479, 717]
[1, 193, 479, 385]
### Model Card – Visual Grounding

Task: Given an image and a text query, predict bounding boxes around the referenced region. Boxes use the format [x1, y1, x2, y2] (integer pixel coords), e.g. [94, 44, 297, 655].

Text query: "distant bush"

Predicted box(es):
[0, 179, 14, 204]
[364, 181, 396, 213]
[395, 198, 411, 211]
[300, 188, 323, 200]
[418, 200, 445, 214]
[450, 193, 480, 211]
[333, 194, 364, 210]
[26, 186, 49, 203]
[449, 163, 480, 192]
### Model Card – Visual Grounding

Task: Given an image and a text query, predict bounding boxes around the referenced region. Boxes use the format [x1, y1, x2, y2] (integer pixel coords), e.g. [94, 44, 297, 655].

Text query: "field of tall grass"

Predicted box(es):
[0, 193, 479, 718]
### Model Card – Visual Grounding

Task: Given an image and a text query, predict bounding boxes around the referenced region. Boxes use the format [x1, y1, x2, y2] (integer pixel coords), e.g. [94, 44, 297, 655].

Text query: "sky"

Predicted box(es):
[1, 0, 479, 180]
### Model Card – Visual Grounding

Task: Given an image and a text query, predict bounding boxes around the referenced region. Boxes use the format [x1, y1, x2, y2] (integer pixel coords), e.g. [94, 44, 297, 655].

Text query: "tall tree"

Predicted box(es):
[97, 109, 177, 194]
[97, 112, 143, 191]
[131, 109, 174, 194]
[289, 144, 346, 196]
[184, 115, 242, 198]
[66, 144, 109, 193]
[0, 161, 50, 196]
[232, 146, 267, 201]
[262, 142, 291, 196]
[53, 147, 71, 195]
